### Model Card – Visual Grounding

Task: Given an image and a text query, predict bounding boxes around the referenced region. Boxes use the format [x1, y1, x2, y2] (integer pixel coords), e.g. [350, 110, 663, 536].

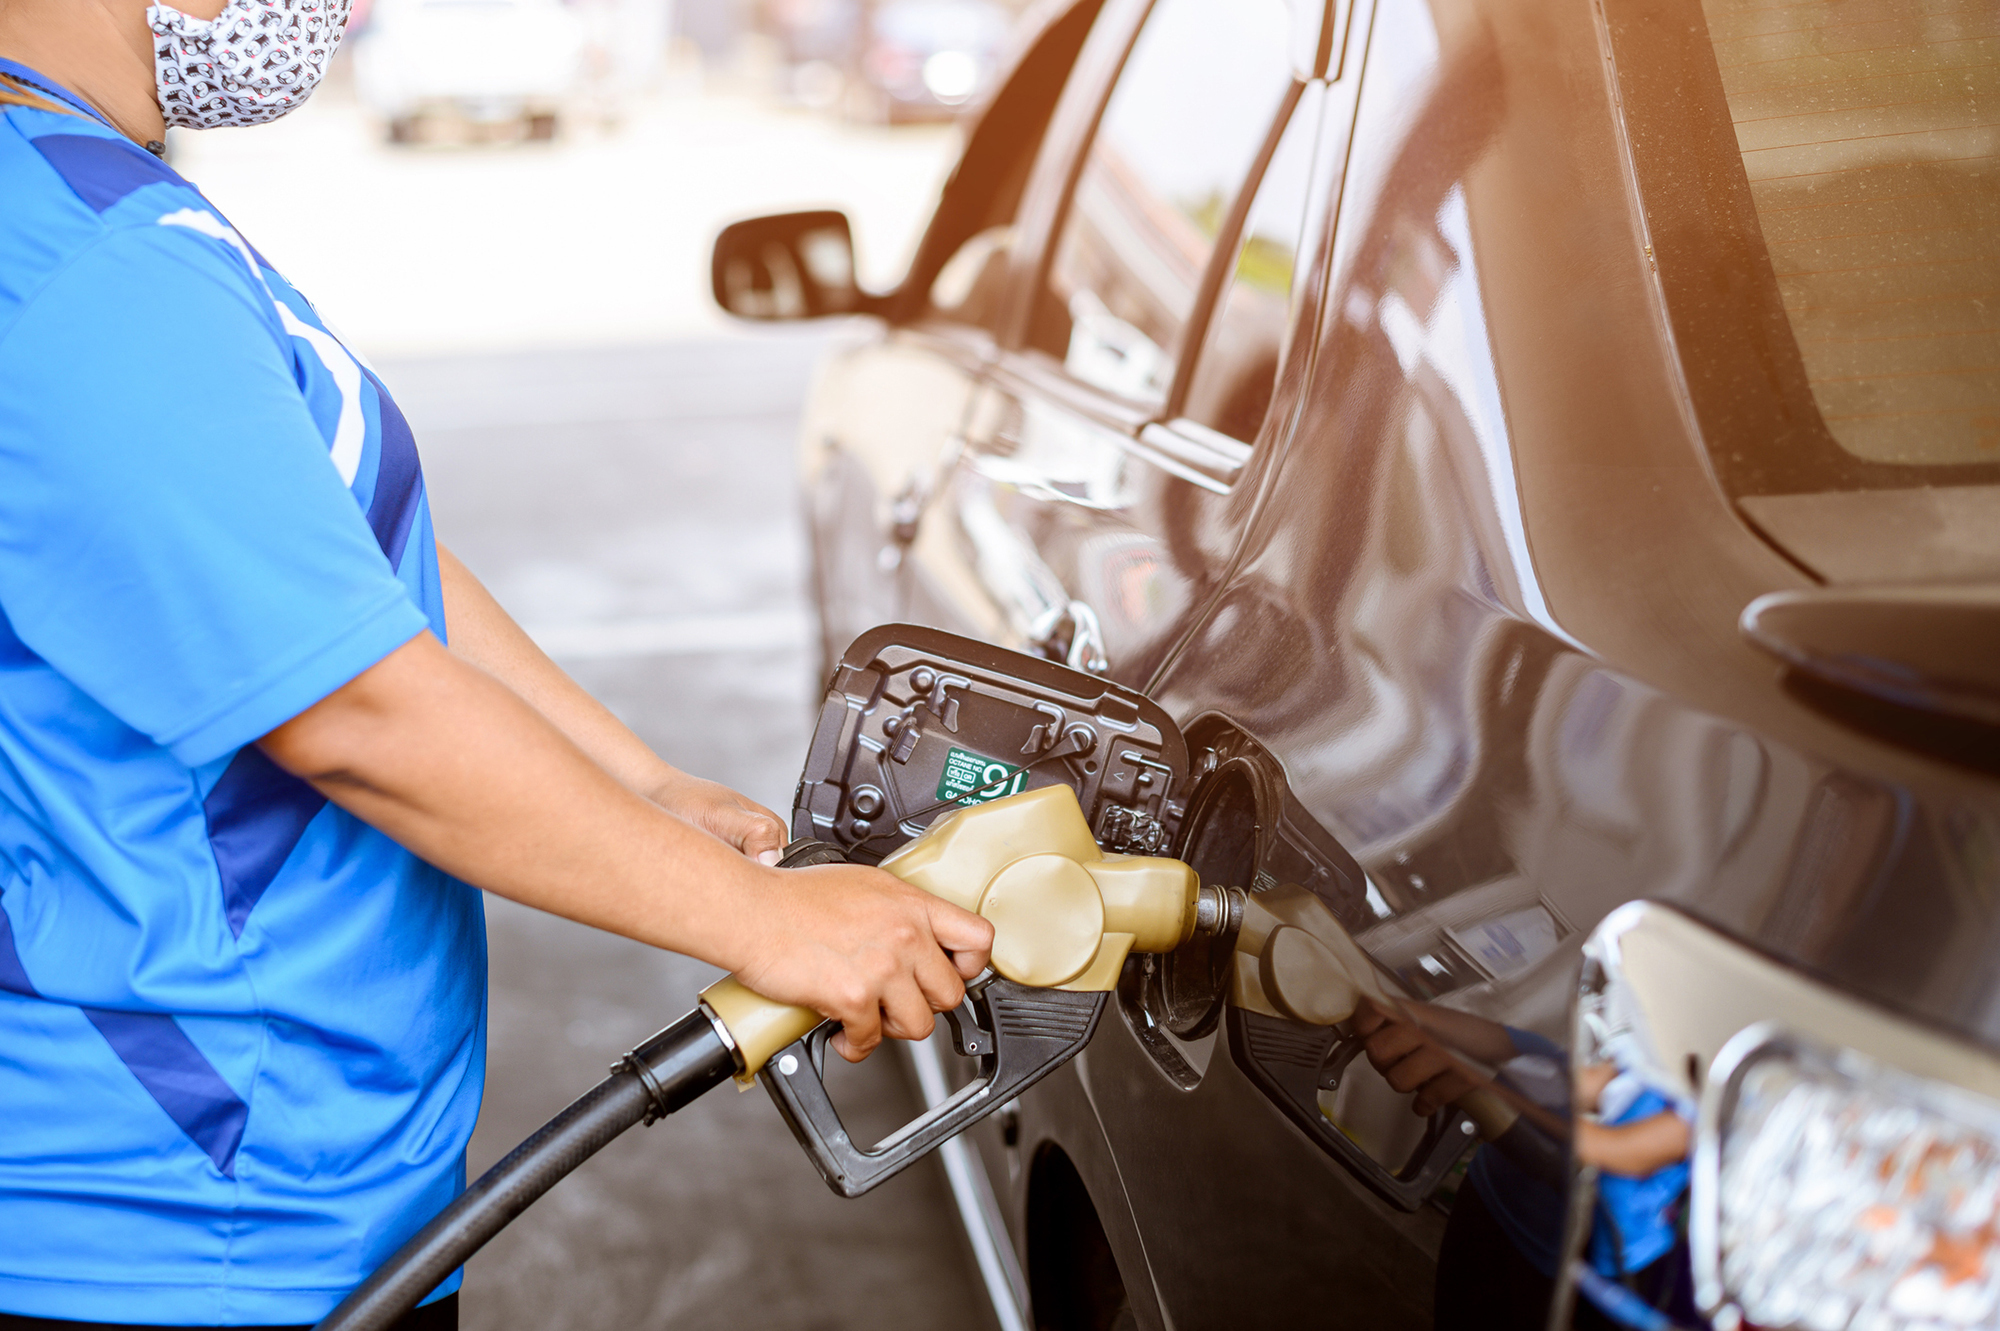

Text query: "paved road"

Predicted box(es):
[385, 335, 991, 1331]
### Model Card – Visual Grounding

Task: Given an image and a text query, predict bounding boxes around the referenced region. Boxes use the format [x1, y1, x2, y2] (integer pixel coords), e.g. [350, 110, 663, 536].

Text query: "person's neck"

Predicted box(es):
[0, 0, 165, 146]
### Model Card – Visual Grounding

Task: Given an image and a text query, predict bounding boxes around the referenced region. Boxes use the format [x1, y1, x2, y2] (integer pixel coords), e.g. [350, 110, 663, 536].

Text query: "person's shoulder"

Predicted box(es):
[1, 105, 211, 226]
[0, 106, 254, 280]
[0, 111, 278, 344]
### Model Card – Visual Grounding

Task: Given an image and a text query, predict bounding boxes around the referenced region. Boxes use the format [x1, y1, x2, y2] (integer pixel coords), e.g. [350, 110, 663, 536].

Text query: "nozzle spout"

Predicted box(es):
[1193, 884, 1246, 941]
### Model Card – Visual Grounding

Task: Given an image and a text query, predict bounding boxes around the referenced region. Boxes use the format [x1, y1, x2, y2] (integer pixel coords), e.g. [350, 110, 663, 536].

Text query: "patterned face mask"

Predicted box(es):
[149, 0, 353, 130]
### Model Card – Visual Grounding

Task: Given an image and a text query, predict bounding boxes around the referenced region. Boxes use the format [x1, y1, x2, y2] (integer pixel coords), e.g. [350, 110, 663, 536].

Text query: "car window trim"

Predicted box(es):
[980, 46, 1357, 490]
[991, 0, 1156, 352]
[1010, 20, 1310, 420]
[1160, 76, 1310, 425]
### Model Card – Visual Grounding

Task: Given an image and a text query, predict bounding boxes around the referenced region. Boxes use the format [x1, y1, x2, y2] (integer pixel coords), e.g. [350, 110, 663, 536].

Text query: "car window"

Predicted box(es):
[1179, 81, 1326, 443]
[1035, 0, 1296, 403]
[908, 0, 1108, 328]
[1699, 0, 1998, 467]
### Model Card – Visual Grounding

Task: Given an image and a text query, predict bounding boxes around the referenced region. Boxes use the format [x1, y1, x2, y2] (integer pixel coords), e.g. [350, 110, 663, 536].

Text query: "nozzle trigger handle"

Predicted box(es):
[762, 979, 1106, 1198]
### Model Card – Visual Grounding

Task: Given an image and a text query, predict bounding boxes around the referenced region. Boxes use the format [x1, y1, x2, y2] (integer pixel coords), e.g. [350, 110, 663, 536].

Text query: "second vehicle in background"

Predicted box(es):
[351, 0, 586, 143]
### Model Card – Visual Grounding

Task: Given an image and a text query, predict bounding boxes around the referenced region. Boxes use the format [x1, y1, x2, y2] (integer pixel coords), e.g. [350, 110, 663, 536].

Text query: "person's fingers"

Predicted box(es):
[879, 978, 938, 1043]
[740, 865, 993, 1064]
[1411, 1072, 1479, 1117]
[924, 897, 994, 975]
[1360, 1019, 1428, 1070]
[739, 793, 785, 826]
[1575, 1061, 1618, 1113]
[830, 993, 883, 1062]
[663, 778, 786, 861]
[912, 941, 968, 1014]
[1379, 1044, 1457, 1096]
[719, 804, 786, 860]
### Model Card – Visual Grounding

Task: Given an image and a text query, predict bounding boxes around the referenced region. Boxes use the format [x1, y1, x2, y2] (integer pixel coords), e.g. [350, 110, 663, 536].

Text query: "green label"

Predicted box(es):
[936, 746, 1028, 806]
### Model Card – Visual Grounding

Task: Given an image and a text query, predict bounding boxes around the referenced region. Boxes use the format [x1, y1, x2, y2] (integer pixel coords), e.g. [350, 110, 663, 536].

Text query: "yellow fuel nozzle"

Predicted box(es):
[701, 785, 1230, 1082]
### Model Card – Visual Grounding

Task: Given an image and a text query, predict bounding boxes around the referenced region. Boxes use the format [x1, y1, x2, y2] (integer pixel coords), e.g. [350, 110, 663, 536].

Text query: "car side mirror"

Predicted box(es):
[711, 210, 867, 321]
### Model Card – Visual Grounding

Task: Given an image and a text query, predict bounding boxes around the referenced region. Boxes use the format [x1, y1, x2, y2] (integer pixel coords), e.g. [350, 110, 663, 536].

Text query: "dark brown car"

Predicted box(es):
[711, 0, 2000, 1326]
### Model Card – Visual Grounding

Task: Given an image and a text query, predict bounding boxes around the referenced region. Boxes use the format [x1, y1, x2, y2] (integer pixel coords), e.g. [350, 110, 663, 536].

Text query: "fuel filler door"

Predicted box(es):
[791, 624, 1190, 862]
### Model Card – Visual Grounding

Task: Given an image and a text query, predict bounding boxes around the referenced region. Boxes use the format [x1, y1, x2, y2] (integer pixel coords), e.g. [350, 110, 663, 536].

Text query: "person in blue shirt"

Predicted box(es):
[1351, 998, 1705, 1331]
[0, 2, 994, 1327]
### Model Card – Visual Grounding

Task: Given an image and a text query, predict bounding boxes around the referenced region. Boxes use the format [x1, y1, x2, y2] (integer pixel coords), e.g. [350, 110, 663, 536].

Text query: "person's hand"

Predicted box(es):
[1351, 996, 1483, 1116]
[733, 862, 995, 1063]
[649, 773, 788, 865]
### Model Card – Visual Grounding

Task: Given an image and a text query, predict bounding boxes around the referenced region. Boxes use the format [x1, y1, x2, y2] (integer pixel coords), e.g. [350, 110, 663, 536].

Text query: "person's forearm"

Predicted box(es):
[434, 543, 786, 863]
[260, 631, 992, 1056]
[261, 631, 766, 967]
[1576, 1112, 1692, 1177]
[435, 542, 682, 798]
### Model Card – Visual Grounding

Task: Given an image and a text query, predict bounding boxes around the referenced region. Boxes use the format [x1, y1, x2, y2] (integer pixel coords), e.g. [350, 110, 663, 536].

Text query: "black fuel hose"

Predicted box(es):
[313, 1010, 738, 1331]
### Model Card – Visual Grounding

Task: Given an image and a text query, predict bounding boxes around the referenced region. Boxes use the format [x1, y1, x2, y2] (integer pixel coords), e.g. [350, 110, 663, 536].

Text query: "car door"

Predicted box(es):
[896, 0, 1360, 692]
[799, 0, 1109, 676]
[1083, 0, 1685, 1322]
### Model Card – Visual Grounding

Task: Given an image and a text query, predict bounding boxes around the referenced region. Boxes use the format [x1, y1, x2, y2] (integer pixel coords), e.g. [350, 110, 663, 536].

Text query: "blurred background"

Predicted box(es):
[170, 4, 1041, 1326]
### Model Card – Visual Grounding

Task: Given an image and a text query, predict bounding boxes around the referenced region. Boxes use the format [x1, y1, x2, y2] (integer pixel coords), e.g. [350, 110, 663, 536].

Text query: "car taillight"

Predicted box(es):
[1695, 1027, 2000, 1330]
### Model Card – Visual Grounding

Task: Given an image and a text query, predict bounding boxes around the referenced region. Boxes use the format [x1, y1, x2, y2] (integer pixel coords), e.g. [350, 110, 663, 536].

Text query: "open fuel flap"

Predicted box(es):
[767, 626, 1199, 1197]
[792, 624, 1190, 863]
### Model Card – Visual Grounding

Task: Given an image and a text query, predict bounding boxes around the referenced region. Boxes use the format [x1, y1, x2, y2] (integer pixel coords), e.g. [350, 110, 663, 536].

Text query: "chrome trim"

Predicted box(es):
[903, 1035, 1031, 1331]
[1692, 1021, 2000, 1327]
[1134, 420, 1253, 493]
[1688, 1020, 1789, 1323]
[697, 999, 742, 1069]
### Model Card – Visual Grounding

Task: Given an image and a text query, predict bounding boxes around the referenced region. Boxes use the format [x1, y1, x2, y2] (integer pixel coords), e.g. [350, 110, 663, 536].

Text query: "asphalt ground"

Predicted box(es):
[388, 335, 991, 1331]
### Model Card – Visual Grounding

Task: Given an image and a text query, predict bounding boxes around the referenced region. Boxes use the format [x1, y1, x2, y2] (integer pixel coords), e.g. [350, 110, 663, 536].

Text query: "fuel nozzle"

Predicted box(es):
[702, 784, 1221, 1080]
[694, 785, 1237, 1197]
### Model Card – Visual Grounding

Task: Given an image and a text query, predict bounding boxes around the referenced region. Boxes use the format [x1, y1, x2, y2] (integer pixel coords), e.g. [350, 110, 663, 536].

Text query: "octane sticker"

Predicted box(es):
[937, 746, 1028, 806]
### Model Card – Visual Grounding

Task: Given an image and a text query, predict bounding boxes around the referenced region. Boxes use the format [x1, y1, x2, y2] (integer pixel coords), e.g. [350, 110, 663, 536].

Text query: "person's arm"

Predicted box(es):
[435, 542, 786, 864]
[1575, 1113, 1691, 1177]
[259, 631, 993, 1062]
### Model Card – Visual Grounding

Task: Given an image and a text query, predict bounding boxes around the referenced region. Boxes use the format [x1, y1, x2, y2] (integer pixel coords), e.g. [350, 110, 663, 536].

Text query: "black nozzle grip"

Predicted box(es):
[762, 979, 1106, 1197]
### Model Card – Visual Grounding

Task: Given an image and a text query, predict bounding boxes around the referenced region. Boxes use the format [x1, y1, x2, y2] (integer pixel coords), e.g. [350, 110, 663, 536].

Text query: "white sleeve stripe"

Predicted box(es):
[156, 207, 368, 487]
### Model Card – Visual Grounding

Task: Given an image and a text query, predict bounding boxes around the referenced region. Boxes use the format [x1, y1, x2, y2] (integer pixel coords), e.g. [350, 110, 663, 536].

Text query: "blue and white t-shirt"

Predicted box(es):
[0, 61, 486, 1325]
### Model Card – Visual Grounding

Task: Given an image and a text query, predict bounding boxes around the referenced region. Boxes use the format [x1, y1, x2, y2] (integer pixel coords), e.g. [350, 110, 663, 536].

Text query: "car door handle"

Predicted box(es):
[1028, 600, 1109, 675]
[888, 474, 926, 546]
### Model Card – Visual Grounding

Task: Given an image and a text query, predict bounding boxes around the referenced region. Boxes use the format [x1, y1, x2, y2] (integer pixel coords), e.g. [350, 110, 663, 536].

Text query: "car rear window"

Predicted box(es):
[1696, 0, 1998, 468]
